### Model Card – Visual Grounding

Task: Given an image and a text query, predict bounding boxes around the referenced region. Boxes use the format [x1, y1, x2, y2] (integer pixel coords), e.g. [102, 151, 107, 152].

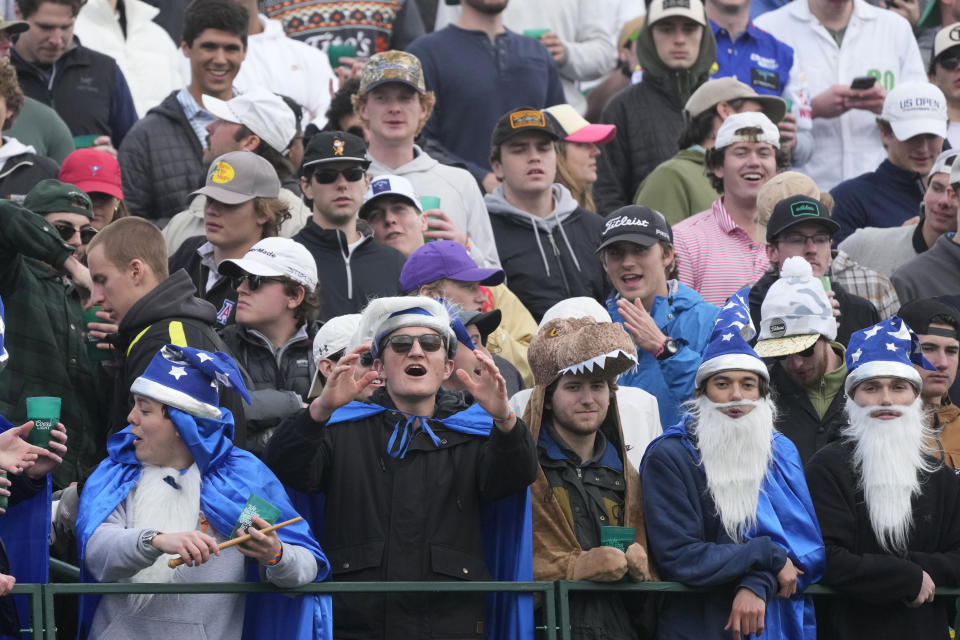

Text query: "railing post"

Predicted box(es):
[541, 581, 557, 640]
[556, 581, 571, 640]
[42, 584, 56, 640]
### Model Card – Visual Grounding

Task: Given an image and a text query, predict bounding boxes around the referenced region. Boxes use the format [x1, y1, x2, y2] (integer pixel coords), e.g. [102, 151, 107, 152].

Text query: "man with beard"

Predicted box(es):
[641, 286, 824, 639]
[805, 316, 960, 639]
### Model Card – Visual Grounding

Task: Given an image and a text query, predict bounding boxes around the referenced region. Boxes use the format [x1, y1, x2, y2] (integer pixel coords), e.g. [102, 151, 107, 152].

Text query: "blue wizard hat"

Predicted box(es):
[844, 316, 934, 394]
[695, 286, 769, 388]
[129, 345, 251, 418]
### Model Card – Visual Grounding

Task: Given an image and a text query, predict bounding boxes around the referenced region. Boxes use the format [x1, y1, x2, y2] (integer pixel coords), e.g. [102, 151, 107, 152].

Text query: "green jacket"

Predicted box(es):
[633, 148, 719, 225]
[0, 201, 106, 487]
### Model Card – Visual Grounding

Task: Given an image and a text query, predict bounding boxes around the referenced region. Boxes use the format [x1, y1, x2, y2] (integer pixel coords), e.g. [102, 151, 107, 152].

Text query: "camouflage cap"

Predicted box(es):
[359, 50, 425, 95]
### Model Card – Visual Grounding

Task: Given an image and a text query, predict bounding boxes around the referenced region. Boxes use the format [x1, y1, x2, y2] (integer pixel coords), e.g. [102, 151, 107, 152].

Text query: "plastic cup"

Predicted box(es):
[328, 43, 356, 69]
[600, 525, 635, 552]
[523, 28, 550, 39]
[819, 275, 832, 293]
[419, 196, 440, 211]
[73, 134, 99, 149]
[25, 397, 60, 449]
[0, 472, 7, 510]
[82, 306, 112, 363]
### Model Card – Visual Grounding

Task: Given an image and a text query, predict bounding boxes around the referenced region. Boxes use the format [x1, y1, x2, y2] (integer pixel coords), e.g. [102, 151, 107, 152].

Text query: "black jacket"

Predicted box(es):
[168, 235, 239, 326]
[749, 270, 879, 347]
[264, 387, 538, 639]
[11, 41, 137, 147]
[806, 440, 960, 640]
[219, 322, 316, 457]
[769, 360, 847, 465]
[107, 270, 247, 447]
[0, 151, 59, 198]
[292, 220, 406, 322]
[118, 90, 204, 223]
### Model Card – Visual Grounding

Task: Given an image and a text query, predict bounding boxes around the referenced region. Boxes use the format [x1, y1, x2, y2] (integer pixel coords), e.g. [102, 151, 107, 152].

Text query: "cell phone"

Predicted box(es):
[850, 76, 877, 90]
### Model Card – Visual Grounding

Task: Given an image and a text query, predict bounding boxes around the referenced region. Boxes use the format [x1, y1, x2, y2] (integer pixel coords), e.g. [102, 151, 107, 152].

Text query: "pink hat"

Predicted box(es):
[543, 104, 616, 145]
[58, 148, 123, 200]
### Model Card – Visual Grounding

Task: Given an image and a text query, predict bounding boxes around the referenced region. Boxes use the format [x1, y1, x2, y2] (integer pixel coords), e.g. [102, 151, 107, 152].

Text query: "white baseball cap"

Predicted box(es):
[881, 82, 947, 141]
[218, 237, 318, 291]
[933, 23, 960, 60]
[358, 174, 422, 220]
[930, 148, 960, 178]
[308, 314, 363, 398]
[714, 111, 781, 150]
[647, 0, 706, 26]
[202, 88, 298, 154]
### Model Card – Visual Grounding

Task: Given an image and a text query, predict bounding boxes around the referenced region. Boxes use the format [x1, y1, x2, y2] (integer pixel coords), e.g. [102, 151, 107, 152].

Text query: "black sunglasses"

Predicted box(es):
[54, 222, 97, 244]
[235, 274, 286, 291]
[772, 344, 816, 361]
[384, 334, 444, 354]
[940, 56, 960, 71]
[311, 167, 366, 184]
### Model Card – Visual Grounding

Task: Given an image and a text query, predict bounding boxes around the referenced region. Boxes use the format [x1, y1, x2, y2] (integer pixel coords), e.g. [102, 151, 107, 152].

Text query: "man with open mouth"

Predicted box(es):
[265, 296, 537, 639]
[806, 316, 960, 639]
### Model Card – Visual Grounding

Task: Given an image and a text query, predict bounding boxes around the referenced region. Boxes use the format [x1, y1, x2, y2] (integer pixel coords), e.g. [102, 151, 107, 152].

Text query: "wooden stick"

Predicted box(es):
[167, 516, 303, 568]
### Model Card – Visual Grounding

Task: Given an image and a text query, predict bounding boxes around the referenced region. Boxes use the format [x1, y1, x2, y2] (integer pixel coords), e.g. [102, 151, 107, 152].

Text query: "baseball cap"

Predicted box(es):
[202, 88, 297, 154]
[58, 148, 123, 200]
[929, 148, 960, 178]
[684, 76, 787, 122]
[754, 256, 836, 358]
[617, 16, 645, 49]
[543, 104, 617, 145]
[301, 131, 370, 171]
[218, 237, 318, 291]
[881, 82, 947, 141]
[756, 171, 820, 223]
[359, 50, 426, 95]
[24, 179, 94, 219]
[0, 19, 28, 35]
[934, 23, 960, 59]
[191, 151, 281, 205]
[646, 0, 706, 27]
[766, 194, 839, 243]
[713, 111, 781, 150]
[358, 174, 422, 220]
[455, 307, 503, 345]
[399, 240, 505, 293]
[898, 298, 960, 336]
[308, 313, 362, 398]
[490, 107, 560, 149]
[596, 205, 673, 252]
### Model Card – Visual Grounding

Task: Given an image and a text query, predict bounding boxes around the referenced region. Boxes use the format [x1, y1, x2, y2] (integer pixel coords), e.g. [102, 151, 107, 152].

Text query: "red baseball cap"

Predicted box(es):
[58, 148, 123, 200]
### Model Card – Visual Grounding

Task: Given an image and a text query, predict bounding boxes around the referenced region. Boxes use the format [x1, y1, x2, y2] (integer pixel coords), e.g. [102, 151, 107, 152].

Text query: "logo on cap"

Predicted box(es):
[789, 201, 819, 218]
[604, 215, 650, 233]
[211, 161, 235, 184]
[663, 0, 691, 8]
[372, 179, 391, 194]
[951, 25, 960, 41]
[509, 110, 546, 130]
[68, 192, 90, 208]
[333, 139, 345, 156]
[89, 164, 100, 176]
[769, 318, 786, 337]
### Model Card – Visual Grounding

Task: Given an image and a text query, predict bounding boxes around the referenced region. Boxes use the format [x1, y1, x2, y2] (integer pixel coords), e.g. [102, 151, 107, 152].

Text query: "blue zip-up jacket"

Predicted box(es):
[607, 282, 719, 428]
[830, 159, 925, 244]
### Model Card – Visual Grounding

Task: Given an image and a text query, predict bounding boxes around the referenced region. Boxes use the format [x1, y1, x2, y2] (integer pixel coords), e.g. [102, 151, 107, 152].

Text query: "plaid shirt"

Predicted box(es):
[830, 250, 900, 319]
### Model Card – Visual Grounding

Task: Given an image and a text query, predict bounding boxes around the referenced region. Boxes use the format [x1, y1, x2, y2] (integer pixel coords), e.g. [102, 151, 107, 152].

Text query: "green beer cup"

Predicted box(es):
[25, 396, 60, 449]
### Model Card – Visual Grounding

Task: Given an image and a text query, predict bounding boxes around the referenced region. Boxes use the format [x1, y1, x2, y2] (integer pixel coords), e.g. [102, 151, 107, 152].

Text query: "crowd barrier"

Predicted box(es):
[13, 576, 960, 639]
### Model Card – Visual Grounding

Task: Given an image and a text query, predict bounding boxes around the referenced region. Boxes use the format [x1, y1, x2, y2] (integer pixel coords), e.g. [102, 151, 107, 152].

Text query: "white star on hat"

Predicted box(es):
[890, 323, 912, 342]
[169, 366, 187, 380]
[721, 333, 734, 341]
[215, 371, 232, 388]
[863, 326, 882, 339]
[851, 348, 862, 363]
[197, 353, 213, 363]
[886, 342, 897, 352]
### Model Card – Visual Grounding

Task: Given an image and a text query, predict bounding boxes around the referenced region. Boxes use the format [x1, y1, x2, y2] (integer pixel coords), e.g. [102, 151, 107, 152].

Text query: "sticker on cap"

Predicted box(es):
[333, 139, 345, 156]
[212, 161, 236, 184]
[789, 200, 820, 218]
[663, 0, 691, 8]
[509, 110, 546, 130]
[372, 179, 391, 194]
[769, 318, 786, 337]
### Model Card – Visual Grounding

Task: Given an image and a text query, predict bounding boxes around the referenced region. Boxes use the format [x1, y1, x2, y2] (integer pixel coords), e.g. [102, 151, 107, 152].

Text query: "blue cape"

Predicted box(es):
[313, 401, 534, 640]
[75, 408, 332, 640]
[644, 418, 826, 640]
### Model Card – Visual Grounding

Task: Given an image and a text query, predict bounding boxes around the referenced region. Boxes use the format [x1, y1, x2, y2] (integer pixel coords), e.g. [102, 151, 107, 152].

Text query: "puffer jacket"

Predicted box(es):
[594, 17, 717, 215]
[485, 184, 607, 322]
[219, 322, 317, 457]
[118, 90, 204, 223]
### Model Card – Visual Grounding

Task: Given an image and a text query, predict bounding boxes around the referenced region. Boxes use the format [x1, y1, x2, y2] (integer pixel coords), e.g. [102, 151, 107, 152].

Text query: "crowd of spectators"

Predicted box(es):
[1, 0, 960, 637]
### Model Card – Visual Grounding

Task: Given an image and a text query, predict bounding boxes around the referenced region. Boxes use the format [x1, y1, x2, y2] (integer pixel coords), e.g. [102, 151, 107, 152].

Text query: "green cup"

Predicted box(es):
[73, 134, 99, 149]
[0, 472, 7, 510]
[600, 525, 635, 552]
[82, 306, 112, 363]
[419, 196, 441, 211]
[328, 43, 356, 69]
[25, 396, 60, 449]
[819, 275, 832, 293]
[523, 28, 550, 39]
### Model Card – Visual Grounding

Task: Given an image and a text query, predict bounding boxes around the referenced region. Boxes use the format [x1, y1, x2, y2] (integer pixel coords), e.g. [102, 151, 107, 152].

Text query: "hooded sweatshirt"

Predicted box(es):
[594, 19, 717, 215]
[0, 137, 59, 198]
[485, 184, 607, 322]
[368, 145, 501, 268]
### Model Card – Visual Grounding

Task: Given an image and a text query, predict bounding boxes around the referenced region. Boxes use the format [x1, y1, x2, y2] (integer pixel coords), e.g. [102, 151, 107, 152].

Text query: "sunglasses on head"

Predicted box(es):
[940, 56, 960, 71]
[54, 222, 97, 244]
[311, 167, 366, 184]
[235, 274, 286, 291]
[384, 333, 444, 354]
[772, 344, 816, 361]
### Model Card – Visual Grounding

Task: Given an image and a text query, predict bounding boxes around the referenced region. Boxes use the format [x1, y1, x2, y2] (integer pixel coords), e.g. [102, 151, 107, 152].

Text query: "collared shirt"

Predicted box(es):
[673, 199, 770, 306]
[712, 20, 794, 97]
[831, 251, 900, 319]
[176, 87, 216, 147]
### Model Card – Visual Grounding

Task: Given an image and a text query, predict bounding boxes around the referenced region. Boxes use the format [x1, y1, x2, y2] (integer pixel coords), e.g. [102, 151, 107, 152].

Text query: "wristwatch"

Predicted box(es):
[655, 338, 679, 361]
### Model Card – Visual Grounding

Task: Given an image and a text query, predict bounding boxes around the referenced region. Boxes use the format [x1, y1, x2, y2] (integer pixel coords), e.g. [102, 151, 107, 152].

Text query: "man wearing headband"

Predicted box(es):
[806, 317, 960, 639]
[77, 345, 330, 639]
[266, 296, 537, 638]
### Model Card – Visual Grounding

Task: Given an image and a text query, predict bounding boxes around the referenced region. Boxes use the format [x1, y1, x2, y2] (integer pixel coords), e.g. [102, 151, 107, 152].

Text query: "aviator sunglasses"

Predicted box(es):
[384, 334, 444, 354]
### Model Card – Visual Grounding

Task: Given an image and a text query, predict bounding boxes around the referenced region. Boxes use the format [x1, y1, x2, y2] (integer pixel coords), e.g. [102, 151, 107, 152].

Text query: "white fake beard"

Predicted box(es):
[689, 396, 776, 543]
[125, 464, 202, 611]
[844, 397, 935, 554]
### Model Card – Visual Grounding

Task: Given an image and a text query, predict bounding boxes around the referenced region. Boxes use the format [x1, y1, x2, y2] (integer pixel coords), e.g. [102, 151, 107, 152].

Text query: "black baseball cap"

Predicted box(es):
[455, 308, 503, 345]
[899, 298, 960, 336]
[301, 131, 370, 172]
[490, 107, 560, 149]
[596, 205, 673, 252]
[766, 195, 840, 243]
